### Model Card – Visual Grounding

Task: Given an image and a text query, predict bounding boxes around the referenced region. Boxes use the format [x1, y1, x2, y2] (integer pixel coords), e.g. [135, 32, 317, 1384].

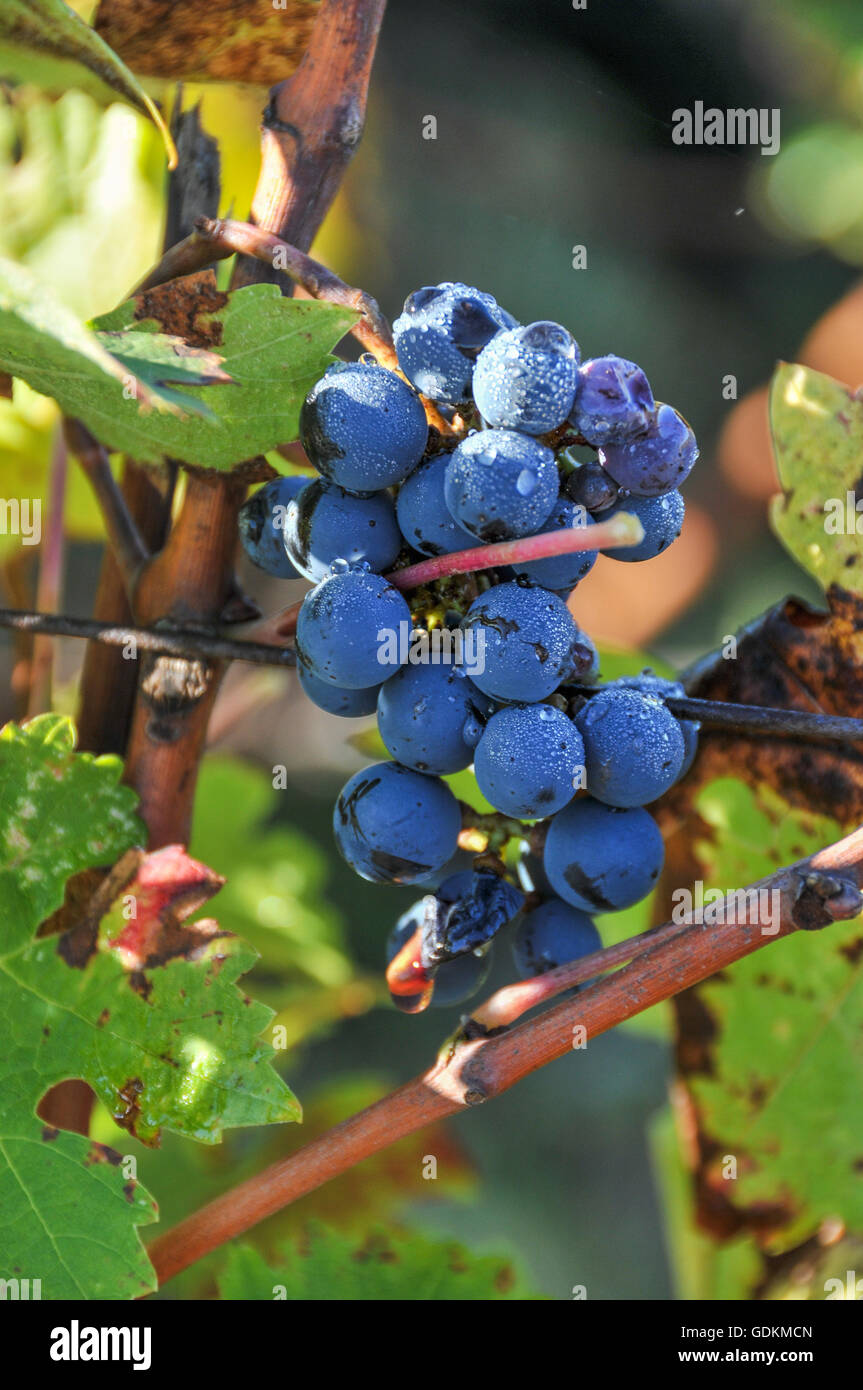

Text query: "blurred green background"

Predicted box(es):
[3, 0, 863, 1298]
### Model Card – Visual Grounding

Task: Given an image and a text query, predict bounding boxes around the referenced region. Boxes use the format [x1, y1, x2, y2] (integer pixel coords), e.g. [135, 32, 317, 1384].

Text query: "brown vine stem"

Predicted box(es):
[230, 0, 387, 289]
[147, 828, 863, 1288]
[63, 421, 149, 596]
[8, 607, 863, 746]
[134, 216, 455, 436]
[26, 425, 67, 717]
[117, 0, 387, 853]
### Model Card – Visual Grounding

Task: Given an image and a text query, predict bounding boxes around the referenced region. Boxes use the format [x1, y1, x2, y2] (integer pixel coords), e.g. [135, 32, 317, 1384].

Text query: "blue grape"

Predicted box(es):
[296, 567, 411, 688]
[509, 497, 597, 591]
[614, 671, 699, 776]
[238, 475, 306, 578]
[473, 703, 583, 818]
[444, 430, 558, 541]
[575, 687, 685, 807]
[543, 796, 664, 912]
[472, 322, 580, 434]
[377, 663, 491, 774]
[300, 362, 428, 493]
[334, 762, 461, 884]
[512, 900, 601, 978]
[386, 904, 493, 1008]
[564, 459, 621, 514]
[396, 452, 474, 556]
[463, 582, 588, 702]
[393, 283, 514, 405]
[570, 355, 655, 446]
[601, 490, 684, 563]
[298, 662, 381, 717]
[284, 478, 402, 581]
[421, 870, 524, 965]
[598, 403, 698, 497]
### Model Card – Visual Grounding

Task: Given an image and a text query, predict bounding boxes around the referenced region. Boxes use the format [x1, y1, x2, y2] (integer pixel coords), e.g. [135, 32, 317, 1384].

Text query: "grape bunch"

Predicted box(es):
[238, 281, 700, 1013]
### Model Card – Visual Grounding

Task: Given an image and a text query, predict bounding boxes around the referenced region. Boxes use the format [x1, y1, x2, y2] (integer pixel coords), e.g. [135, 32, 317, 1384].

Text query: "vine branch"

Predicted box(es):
[146, 827, 863, 1288]
[64, 421, 149, 595]
[5, 606, 863, 746]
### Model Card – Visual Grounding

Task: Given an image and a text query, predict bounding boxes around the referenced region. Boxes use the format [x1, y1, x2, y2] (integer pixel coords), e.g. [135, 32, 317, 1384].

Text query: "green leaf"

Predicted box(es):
[0, 713, 141, 951]
[0, 256, 226, 422]
[87, 288, 356, 469]
[0, 719, 300, 1299]
[0, 0, 176, 164]
[217, 1223, 547, 1300]
[0, 716, 156, 1297]
[682, 777, 863, 1251]
[769, 361, 863, 594]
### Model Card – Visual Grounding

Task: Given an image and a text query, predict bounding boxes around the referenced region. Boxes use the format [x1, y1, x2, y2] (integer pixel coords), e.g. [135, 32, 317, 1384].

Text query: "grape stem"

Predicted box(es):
[145, 827, 863, 1289]
[248, 513, 644, 645]
[387, 512, 643, 591]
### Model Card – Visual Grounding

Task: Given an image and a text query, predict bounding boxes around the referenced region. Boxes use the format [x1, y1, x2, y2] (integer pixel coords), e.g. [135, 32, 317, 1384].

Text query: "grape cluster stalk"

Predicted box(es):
[238, 280, 701, 1012]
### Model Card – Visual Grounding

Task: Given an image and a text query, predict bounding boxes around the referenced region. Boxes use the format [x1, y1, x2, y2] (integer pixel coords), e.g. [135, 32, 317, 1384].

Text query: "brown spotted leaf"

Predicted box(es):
[217, 1222, 547, 1300]
[664, 778, 863, 1257]
[0, 715, 298, 1299]
[105, 843, 227, 969]
[677, 586, 863, 825]
[93, 0, 320, 85]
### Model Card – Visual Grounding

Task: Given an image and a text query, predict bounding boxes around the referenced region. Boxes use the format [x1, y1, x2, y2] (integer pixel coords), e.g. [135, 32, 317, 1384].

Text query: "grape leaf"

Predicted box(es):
[217, 1222, 546, 1300]
[0, 256, 227, 421]
[67, 275, 355, 469]
[0, 0, 176, 164]
[94, 0, 320, 86]
[769, 362, 863, 594]
[672, 589, 863, 825]
[0, 716, 300, 1299]
[672, 777, 863, 1254]
[0, 714, 156, 1298]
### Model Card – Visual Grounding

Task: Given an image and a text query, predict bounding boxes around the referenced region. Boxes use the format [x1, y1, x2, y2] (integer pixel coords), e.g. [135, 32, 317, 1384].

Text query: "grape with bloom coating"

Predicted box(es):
[543, 797, 664, 912]
[285, 478, 402, 581]
[473, 703, 583, 818]
[300, 361, 428, 493]
[393, 282, 515, 405]
[296, 567, 410, 688]
[601, 490, 684, 564]
[570, 354, 654, 446]
[333, 761, 461, 884]
[575, 686, 685, 807]
[377, 663, 491, 774]
[238, 475, 306, 578]
[512, 900, 601, 978]
[298, 663, 381, 718]
[614, 671, 699, 776]
[599, 403, 697, 497]
[463, 582, 589, 703]
[444, 429, 559, 542]
[396, 452, 473, 556]
[472, 321, 580, 434]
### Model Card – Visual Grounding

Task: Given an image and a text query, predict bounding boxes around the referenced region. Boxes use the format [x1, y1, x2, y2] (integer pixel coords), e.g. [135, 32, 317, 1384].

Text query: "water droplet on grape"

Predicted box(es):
[516, 469, 538, 496]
